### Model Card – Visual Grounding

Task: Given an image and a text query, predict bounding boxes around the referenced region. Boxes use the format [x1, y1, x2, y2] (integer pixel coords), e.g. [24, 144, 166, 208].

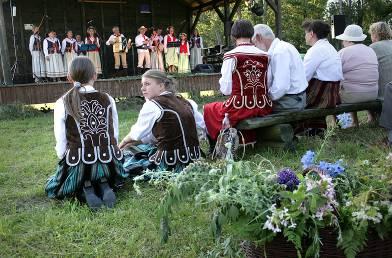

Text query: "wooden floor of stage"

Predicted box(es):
[0, 73, 220, 105]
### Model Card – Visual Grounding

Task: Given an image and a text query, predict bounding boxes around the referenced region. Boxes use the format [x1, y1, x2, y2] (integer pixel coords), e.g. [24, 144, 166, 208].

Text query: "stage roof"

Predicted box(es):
[181, 0, 237, 12]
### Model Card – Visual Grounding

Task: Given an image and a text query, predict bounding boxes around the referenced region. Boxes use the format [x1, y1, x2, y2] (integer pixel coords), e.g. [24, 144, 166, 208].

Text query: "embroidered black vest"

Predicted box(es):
[47, 40, 61, 54]
[191, 36, 201, 48]
[65, 92, 123, 166]
[149, 94, 201, 165]
[33, 35, 42, 51]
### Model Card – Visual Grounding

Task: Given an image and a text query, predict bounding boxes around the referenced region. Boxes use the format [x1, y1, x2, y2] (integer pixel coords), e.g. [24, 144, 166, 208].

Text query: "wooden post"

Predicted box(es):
[81, 2, 86, 35]
[223, 0, 230, 47]
[0, 0, 12, 85]
[275, 0, 282, 38]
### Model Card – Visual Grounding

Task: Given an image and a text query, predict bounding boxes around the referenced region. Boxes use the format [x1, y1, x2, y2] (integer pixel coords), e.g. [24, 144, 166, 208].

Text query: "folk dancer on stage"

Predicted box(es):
[85, 26, 102, 74]
[62, 30, 78, 73]
[203, 20, 273, 148]
[164, 26, 179, 73]
[106, 26, 128, 73]
[75, 34, 85, 56]
[43, 30, 66, 81]
[178, 33, 190, 73]
[29, 25, 46, 82]
[190, 29, 204, 70]
[45, 57, 127, 210]
[119, 70, 206, 174]
[135, 26, 151, 75]
[150, 28, 164, 71]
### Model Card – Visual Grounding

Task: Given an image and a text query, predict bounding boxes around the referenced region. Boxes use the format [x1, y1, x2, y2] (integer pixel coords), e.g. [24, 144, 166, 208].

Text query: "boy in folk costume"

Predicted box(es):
[178, 33, 190, 73]
[29, 25, 46, 82]
[45, 57, 127, 210]
[75, 35, 85, 56]
[85, 27, 102, 74]
[150, 27, 164, 71]
[190, 29, 204, 70]
[135, 26, 151, 74]
[106, 26, 128, 72]
[62, 30, 78, 73]
[164, 26, 179, 73]
[43, 30, 66, 81]
[203, 20, 273, 147]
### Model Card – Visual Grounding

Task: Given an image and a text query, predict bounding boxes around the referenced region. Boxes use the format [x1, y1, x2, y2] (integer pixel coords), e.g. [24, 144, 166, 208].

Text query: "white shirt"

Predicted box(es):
[61, 38, 77, 54]
[106, 34, 125, 45]
[267, 38, 308, 100]
[43, 37, 61, 57]
[54, 86, 119, 159]
[29, 34, 41, 53]
[129, 92, 206, 144]
[303, 39, 343, 82]
[135, 34, 150, 53]
[219, 44, 268, 95]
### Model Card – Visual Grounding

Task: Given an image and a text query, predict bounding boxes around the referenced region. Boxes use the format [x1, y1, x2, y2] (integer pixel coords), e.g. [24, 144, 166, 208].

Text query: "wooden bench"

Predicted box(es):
[236, 100, 383, 150]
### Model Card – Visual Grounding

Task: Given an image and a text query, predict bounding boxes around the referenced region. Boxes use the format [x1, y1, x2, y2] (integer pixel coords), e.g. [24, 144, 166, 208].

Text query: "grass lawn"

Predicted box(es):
[0, 104, 389, 257]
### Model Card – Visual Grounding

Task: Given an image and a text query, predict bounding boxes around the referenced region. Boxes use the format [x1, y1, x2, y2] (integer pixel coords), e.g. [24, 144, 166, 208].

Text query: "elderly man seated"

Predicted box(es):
[252, 24, 308, 112]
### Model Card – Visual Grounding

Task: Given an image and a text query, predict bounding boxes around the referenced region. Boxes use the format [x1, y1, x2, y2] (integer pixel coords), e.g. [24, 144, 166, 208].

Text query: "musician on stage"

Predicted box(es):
[85, 26, 102, 74]
[150, 27, 164, 71]
[135, 26, 151, 74]
[106, 26, 128, 72]
[29, 25, 46, 82]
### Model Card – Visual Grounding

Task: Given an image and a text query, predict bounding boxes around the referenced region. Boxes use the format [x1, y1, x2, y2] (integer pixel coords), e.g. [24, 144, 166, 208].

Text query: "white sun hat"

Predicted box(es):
[336, 24, 367, 42]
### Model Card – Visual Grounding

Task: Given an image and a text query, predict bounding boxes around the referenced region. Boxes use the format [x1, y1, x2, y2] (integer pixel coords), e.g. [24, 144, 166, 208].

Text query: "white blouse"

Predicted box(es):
[54, 85, 119, 159]
[128, 92, 206, 143]
[303, 39, 343, 82]
[43, 37, 61, 57]
[219, 45, 269, 96]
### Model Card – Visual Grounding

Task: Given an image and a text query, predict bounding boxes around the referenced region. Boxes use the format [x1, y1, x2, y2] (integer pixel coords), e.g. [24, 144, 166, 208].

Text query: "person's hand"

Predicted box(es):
[45, 56, 50, 61]
[119, 140, 142, 150]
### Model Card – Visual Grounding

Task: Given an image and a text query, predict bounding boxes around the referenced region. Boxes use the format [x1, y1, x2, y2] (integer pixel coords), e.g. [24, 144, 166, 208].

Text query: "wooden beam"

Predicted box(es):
[237, 101, 383, 130]
[0, 1, 12, 85]
[191, 8, 202, 33]
[212, 2, 225, 22]
[265, 0, 277, 13]
[81, 2, 86, 35]
[275, 0, 282, 38]
[228, 0, 241, 21]
[78, 0, 127, 3]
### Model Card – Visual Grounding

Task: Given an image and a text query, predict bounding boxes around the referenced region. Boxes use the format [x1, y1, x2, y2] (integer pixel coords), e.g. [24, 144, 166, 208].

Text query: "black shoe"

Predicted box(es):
[83, 181, 103, 211]
[98, 178, 116, 208]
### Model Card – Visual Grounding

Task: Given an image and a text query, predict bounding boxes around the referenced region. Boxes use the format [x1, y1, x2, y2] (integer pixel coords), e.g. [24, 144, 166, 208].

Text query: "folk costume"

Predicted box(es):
[43, 37, 66, 78]
[178, 39, 190, 73]
[190, 35, 203, 69]
[46, 85, 127, 199]
[62, 37, 78, 73]
[106, 33, 128, 70]
[303, 38, 343, 109]
[135, 26, 151, 73]
[123, 92, 205, 173]
[203, 43, 273, 144]
[85, 36, 102, 74]
[150, 33, 164, 71]
[29, 33, 46, 81]
[164, 34, 179, 69]
[76, 39, 85, 56]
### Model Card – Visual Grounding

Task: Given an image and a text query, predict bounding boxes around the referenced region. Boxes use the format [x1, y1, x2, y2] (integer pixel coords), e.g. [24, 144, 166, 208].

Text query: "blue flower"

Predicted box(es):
[301, 150, 316, 169]
[317, 160, 345, 177]
[337, 113, 353, 129]
[277, 168, 300, 191]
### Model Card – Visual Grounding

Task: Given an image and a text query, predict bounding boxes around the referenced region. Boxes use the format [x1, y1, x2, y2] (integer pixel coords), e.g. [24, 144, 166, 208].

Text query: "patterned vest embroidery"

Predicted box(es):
[65, 40, 76, 52]
[179, 41, 188, 53]
[47, 39, 60, 54]
[149, 95, 201, 165]
[33, 36, 42, 51]
[65, 92, 123, 166]
[191, 36, 201, 48]
[223, 52, 273, 109]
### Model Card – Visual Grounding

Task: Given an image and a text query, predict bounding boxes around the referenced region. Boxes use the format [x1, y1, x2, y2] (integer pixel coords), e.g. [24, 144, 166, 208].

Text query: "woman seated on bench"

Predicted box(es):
[203, 20, 272, 147]
[119, 70, 205, 173]
[336, 24, 379, 127]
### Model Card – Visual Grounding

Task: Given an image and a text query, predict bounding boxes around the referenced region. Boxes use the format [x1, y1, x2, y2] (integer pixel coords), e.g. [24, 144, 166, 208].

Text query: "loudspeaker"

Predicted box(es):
[192, 64, 215, 73]
[331, 15, 346, 38]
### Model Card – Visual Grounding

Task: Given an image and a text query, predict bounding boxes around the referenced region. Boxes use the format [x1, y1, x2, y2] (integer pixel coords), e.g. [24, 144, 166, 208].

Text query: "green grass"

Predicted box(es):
[0, 107, 389, 257]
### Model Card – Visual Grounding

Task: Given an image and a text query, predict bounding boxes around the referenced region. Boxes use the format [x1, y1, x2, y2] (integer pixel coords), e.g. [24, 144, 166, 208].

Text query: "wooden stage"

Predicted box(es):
[0, 73, 220, 105]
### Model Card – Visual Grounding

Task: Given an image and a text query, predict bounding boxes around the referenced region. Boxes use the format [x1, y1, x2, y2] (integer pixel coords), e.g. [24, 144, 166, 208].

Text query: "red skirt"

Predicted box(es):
[203, 101, 272, 142]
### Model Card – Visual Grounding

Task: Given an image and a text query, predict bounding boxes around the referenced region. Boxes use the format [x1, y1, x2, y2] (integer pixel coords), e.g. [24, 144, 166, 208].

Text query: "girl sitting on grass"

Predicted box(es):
[118, 70, 205, 173]
[45, 56, 128, 210]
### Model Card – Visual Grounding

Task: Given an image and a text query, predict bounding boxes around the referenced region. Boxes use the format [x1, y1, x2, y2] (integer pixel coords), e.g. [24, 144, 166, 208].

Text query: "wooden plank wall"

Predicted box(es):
[0, 73, 220, 104]
[2, 0, 191, 83]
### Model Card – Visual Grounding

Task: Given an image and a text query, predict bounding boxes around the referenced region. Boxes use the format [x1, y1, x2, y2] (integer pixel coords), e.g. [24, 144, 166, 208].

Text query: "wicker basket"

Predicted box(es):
[241, 229, 392, 258]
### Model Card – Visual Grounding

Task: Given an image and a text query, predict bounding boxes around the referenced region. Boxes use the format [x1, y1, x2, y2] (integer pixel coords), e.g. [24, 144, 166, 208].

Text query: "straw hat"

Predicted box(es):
[138, 26, 147, 32]
[336, 24, 367, 42]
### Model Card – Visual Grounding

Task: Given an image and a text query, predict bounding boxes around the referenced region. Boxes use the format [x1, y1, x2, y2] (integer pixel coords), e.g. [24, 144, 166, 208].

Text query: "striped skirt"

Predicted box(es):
[63, 52, 78, 74]
[306, 78, 341, 108]
[45, 53, 67, 78]
[87, 51, 102, 74]
[45, 158, 128, 199]
[123, 144, 188, 175]
[31, 51, 46, 78]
